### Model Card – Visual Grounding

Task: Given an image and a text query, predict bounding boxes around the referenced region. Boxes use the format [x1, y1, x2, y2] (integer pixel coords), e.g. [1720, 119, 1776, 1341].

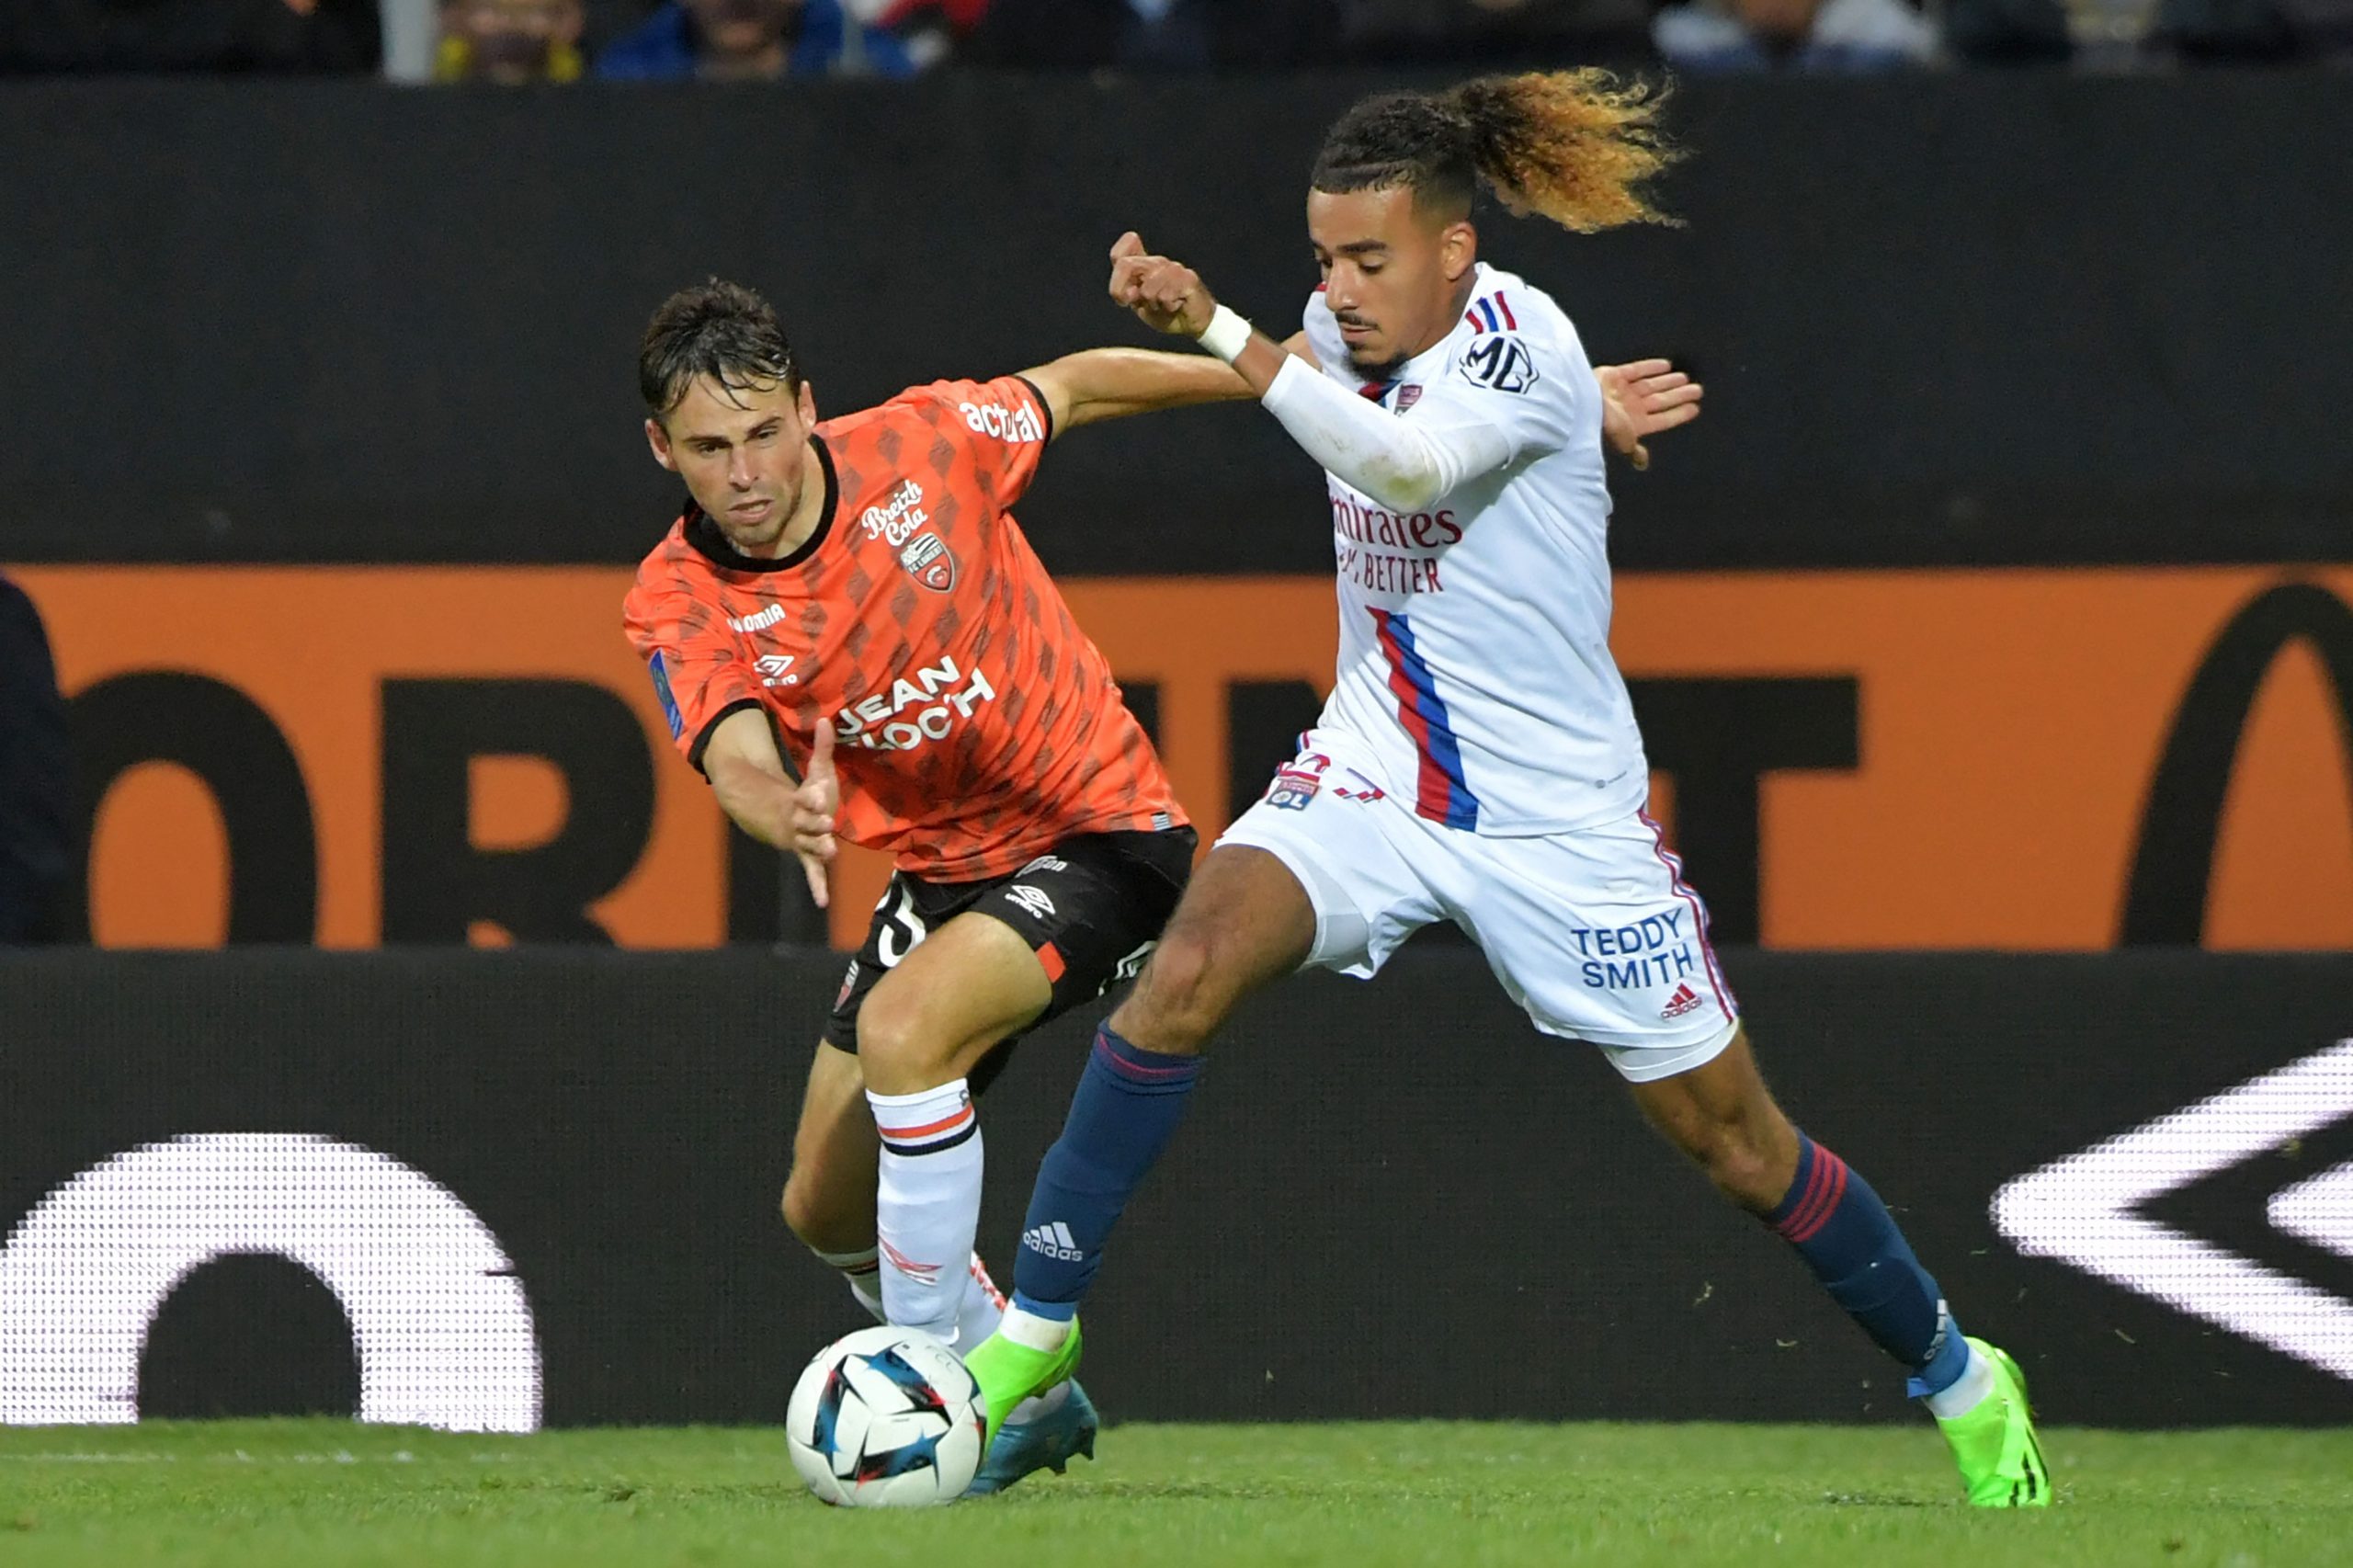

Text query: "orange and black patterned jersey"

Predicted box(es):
[622, 375, 1184, 883]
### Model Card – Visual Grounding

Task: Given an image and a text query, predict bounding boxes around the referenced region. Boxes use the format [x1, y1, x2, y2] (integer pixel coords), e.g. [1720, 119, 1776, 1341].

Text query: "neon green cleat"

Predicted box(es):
[963, 1315, 1084, 1449]
[1937, 1337, 2052, 1507]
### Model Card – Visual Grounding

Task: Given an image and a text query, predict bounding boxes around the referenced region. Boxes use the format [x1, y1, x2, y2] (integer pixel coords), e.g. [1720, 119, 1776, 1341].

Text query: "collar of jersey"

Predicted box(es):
[682, 433, 841, 574]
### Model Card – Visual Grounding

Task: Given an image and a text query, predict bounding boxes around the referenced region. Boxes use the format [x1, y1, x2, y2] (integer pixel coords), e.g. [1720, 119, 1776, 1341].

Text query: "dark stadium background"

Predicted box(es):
[1, 63, 2348, 1438]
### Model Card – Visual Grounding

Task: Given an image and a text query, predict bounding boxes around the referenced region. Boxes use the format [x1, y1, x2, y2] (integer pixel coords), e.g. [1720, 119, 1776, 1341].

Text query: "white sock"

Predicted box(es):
[961, 1256, 1066, 1422]
[868, 1079, 984, 1346]
[961, 1255, 1007, 1346]
[999, 1300, 1074, 1355]
[1924, 1341, 1997, 1419]
[813, 1244, 886, 1323]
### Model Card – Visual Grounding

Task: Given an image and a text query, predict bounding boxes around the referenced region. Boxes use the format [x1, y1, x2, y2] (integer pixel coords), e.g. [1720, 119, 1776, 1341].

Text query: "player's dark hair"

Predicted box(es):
[1311, 71, 1680, 233]
[638, 278, 801, 420]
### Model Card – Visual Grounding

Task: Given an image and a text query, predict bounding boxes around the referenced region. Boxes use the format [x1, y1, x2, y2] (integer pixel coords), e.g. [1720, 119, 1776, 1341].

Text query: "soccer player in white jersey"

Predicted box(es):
[966, 72, 2051, 1508]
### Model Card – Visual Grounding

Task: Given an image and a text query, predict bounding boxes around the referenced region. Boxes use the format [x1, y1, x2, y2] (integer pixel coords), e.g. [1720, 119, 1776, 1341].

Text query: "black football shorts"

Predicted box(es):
[826, 825, 1197, 1094]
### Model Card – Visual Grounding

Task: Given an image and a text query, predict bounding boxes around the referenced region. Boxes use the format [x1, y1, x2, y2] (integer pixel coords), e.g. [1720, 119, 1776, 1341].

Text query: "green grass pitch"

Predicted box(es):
[3, 1419, 2348, 1567]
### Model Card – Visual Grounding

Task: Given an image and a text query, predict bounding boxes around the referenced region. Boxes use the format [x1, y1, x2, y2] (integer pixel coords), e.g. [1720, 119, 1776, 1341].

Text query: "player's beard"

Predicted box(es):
[715, 467, 807, 557]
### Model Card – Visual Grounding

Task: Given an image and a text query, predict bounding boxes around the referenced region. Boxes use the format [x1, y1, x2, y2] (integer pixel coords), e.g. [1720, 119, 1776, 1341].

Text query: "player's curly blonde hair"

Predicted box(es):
[1312, 71, 1682, 234]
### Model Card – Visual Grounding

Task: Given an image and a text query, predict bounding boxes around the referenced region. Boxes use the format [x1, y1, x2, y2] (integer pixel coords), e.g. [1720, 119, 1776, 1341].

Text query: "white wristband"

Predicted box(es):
[1196, 303, 1254, 365]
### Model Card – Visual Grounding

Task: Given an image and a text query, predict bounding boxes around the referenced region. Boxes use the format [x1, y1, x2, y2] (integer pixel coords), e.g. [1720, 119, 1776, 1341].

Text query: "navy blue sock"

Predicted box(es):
[1009, 1022, 1202, 1322]
[1767, 1132, 1970, 1399]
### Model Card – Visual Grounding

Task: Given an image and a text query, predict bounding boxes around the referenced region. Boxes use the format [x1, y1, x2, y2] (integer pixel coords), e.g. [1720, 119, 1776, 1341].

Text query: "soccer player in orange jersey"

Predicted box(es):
[621, 279, 1249, 1492]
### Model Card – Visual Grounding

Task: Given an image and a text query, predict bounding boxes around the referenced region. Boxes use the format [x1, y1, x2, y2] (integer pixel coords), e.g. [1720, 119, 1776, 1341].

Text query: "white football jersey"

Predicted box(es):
[1301, 261, 1649, 835]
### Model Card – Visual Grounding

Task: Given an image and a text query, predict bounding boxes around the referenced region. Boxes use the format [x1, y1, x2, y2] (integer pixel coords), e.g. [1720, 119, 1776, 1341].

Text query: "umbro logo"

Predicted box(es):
[1994, 1038, 2353, 1383]
[1005, 885, 1056, 923]
[1021, 1221, 1084, 1262]
[1662, 983, 1704, 1019]
[756, 653, 799, 687]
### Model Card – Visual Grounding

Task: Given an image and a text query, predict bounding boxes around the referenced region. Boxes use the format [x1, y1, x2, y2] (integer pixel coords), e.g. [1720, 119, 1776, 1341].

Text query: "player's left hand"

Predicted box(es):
[790, 720, 840, 909]
[1597, 359, 1703, 472]
[1108, 232, 1217, 339]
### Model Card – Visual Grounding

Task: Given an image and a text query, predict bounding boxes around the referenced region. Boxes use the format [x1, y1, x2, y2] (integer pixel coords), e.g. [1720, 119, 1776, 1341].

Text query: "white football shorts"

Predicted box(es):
[1219, 726, 1740, 1082]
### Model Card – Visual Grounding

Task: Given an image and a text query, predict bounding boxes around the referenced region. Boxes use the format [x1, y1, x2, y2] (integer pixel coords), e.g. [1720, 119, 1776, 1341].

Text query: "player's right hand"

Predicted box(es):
[790, 719, 840, 909]
[1108, 232, 1215, 339]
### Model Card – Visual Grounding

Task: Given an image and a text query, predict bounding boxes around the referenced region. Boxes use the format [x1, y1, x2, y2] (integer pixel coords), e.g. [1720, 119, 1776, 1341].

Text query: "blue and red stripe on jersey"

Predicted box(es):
[1370, 608, 1480, 830]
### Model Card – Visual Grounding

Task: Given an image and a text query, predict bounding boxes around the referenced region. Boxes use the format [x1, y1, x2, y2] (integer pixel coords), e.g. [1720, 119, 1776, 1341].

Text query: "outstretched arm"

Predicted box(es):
[700, 707, 841, 909]
[1109, 238, 1504, 513]
[1017, 233, 1318, 439]
[1019, 347, 1256, 439]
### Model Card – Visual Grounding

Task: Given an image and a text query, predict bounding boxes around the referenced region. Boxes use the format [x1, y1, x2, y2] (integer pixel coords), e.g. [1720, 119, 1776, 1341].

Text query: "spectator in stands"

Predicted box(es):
[0, 576, 72, 946]
[1654, 0, 1938, 67]
[596, 0, 916, 76]
[847, 0, 989, 67]
[1338, 0, 1654, 67]
[961, 0, 1341, 70]
[437, 0, 585, 79]
[0, 0, 380, 72]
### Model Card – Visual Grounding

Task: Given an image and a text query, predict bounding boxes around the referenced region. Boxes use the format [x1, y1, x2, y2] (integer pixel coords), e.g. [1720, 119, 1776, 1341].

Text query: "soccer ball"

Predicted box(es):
[785, 1325, 986, 1506]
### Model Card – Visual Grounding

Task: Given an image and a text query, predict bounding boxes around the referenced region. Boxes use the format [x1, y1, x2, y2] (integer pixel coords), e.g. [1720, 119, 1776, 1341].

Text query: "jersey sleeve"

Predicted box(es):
[621, 574, 763, 774]
[1416, 330, 1589, 469]
[903, 375, 1053, 509]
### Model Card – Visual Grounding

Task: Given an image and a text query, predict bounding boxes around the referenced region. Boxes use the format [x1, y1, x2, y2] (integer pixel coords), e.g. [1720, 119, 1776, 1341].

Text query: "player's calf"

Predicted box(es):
[1633, 1030, 2018, 1490]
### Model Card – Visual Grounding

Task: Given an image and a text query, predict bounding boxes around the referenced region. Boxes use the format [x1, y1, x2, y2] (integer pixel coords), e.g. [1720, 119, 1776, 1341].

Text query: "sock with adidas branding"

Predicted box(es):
[868, 1078, 984, 1346]
[1765, 1131, 1974, 1403]
[1009, 1022, 1202, 1317]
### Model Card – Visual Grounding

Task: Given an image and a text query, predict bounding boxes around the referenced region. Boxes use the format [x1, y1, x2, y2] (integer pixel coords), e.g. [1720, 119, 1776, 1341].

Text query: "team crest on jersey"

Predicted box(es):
[1460, 335, 1540, 395]
[1394, 384, 1424, 412]
[900, 532, 957, 592]
[1265, 765, 1324, 812]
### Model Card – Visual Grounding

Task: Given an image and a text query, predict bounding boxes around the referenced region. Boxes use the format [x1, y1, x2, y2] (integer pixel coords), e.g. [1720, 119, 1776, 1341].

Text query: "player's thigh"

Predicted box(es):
[783, 1040, 881, 1244]
[1455, 808, 1741, 1084]
[854, 909, 1054, 1094]
[1115, 843, 1320, 1049]
[1211, 727, 1442, 982]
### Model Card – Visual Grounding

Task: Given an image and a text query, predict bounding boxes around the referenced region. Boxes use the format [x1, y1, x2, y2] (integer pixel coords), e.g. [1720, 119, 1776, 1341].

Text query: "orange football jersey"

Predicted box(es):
[622, 375, 1184, 883]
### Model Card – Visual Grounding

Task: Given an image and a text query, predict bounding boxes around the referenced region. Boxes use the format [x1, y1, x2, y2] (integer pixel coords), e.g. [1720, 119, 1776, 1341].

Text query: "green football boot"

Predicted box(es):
[963, 1314, 1085, 1450]
[1936, 1338, 2052, 1507]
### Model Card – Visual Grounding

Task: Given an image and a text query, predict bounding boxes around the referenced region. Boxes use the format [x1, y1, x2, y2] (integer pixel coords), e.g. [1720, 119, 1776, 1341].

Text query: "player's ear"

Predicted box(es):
[1439, 221, 1477, 285]
[644, 416, 677, 472]
[797, 380, 818, 429]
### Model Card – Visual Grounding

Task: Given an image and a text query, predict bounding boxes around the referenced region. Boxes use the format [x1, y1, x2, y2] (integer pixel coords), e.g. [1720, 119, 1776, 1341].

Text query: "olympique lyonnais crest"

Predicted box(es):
[900, 533, 957, 592]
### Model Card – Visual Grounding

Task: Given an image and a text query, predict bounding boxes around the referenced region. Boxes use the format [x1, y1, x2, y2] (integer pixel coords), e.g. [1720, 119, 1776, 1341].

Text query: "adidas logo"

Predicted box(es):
[1020, 1221, 1085, 1262]
[1662, 983, 1705, 1020]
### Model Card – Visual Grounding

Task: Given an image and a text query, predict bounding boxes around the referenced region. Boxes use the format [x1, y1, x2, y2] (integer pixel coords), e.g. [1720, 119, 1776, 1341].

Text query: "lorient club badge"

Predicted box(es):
[900, 532, 957, 592]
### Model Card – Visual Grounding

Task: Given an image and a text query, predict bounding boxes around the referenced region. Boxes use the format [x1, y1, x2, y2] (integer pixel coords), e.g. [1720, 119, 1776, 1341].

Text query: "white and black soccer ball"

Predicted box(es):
[785, 1325, 986, 1507]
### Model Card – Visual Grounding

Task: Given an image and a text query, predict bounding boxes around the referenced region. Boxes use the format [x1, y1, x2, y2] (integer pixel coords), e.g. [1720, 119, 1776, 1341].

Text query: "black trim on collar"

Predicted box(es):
[682, 434, 841, 574]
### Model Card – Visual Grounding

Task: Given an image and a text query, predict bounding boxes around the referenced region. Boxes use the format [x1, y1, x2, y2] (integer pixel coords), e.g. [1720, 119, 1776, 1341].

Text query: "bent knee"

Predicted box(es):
[855, 983, 953, 1086]
[1120, 928, 1231, 1051]
[1685, 1128, 1790, 1212]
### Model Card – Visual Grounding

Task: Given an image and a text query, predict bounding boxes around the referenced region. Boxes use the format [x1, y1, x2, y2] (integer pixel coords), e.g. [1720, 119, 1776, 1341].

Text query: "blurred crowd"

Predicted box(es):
[0, 0, 2345, 76]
